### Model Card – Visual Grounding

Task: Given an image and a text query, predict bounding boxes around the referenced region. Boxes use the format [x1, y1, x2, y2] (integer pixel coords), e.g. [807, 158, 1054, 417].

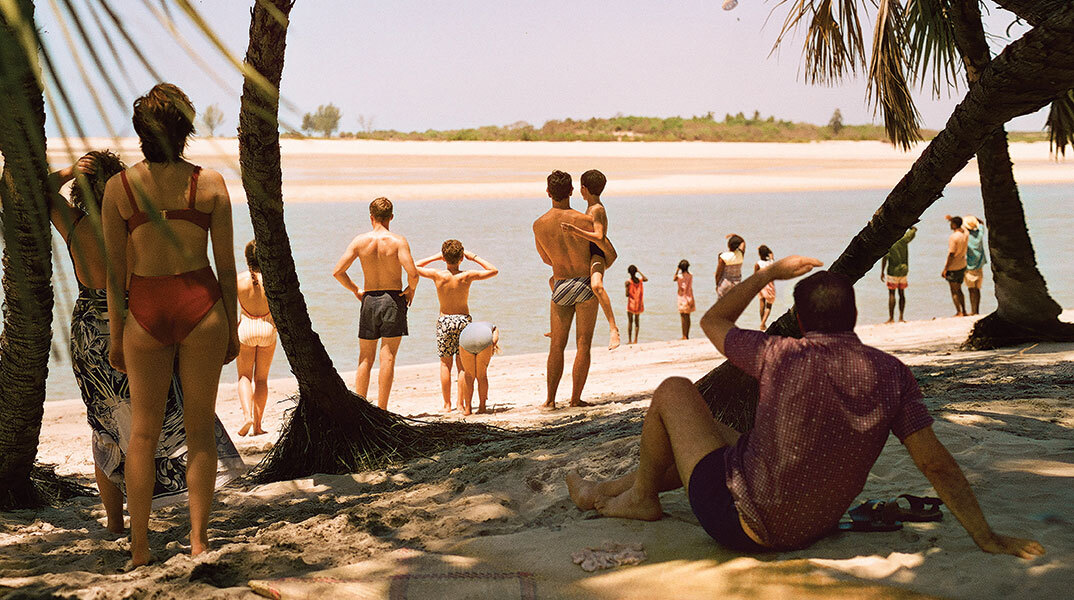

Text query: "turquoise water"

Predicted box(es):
[38, 183, 1074, 400]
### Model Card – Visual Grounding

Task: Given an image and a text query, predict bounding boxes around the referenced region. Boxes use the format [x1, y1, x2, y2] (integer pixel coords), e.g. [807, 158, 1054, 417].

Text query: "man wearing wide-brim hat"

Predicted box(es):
[963, 215, 987, 315]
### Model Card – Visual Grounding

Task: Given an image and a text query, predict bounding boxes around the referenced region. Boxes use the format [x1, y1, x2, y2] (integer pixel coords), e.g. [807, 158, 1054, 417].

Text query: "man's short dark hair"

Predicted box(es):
[547, 170, 573, 201]
[950, 215, 963, 228]
[132, 83, 195, 163]
[793, 271, 857, 333]
[580, 169, 606, 196]
[442, 239, 464, 264]
[370, 197, 393, 222]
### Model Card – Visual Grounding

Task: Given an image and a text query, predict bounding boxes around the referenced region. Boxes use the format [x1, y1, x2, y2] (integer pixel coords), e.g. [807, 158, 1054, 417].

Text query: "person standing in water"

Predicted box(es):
[625, 265, 648, 344]
[675, 259, 696, 339]
[754, 245, 776, 330]
[881, 226, 917, 323]
[963, 215, 987, 316]
[236, 240, 277, 436]
[715, 234, 745, 298]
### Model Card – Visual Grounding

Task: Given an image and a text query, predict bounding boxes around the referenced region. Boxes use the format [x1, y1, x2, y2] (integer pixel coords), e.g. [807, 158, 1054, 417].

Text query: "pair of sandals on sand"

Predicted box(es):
[837, 495, 944, 532]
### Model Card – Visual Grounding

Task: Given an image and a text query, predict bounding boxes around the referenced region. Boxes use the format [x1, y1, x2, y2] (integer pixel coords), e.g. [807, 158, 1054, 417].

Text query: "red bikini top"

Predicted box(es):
[121, 167, 211, 233]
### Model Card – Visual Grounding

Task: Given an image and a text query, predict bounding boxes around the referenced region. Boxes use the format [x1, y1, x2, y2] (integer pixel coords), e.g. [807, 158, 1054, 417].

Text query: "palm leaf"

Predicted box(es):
[773, 0, 868, 84]
[868, 0, 922, 149]
[1046, 89, 1074, 157]
[905, 0, 962, 97]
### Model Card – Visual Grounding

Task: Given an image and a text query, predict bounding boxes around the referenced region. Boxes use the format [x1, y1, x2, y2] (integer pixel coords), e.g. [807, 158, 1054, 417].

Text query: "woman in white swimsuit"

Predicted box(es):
[236, 240, 277, 436]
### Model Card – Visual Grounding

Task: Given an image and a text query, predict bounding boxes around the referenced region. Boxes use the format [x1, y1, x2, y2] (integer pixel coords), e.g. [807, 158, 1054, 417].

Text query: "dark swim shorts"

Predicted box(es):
[358, 290, 408, 340]
[588, 241, 606, 260]
[687, 447, 767, 553]
[944, 268, 966, 284]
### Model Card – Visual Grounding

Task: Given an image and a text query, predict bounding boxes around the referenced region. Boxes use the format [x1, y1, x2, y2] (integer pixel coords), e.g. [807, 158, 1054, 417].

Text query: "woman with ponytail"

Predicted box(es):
[235, 239, 277, 436]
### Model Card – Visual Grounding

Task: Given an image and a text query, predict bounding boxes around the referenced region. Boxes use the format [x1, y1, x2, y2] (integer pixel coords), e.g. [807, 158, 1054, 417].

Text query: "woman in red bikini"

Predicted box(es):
[102, 83, 239, 566]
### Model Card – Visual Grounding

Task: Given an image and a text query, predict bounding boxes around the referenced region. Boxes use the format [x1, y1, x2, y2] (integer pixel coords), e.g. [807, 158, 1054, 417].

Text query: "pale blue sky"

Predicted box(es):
[36, 1, 1045, 138]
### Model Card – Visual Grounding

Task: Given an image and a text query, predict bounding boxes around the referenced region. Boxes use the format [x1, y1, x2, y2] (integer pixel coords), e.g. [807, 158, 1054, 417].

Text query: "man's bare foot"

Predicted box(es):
[237, 421, 252, 437]
[106, 520, 125, 534]
[190, 534, 210, 558]
[608, 328, 621, 350]
[594, 487, 663, 521]
[899, 318, 906, 323]
[885, 319, 894, 324]
[130, 543, 151, 568]
[540, 401, 557, 411]
[954, 312, 965, 317]
[569, 399, 592, 408]
[566, 471, 600, 510]
[252, 427, 268, 436]
[475, 407, 490, 414]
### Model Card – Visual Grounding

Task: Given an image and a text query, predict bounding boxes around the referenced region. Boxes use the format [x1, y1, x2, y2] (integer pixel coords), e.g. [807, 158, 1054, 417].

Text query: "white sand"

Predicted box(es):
[43, 138, 1073, 202]
[3, 312, 1072, 598]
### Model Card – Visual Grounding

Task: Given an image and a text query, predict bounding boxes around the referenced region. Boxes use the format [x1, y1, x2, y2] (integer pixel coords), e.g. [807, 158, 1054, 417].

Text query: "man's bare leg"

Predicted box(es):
[949, 281, 966, 316]
[593, 377, 738, 520]
[886, 289, 896, 323]
[376, 336, 402, 410]
[439, 355, 455, 410]
[545, 301, 574, 409]
[897, 288, 907, 321]
[355, 339, 377, 398]
[570, 298, 599, 407]
[590, 260, 620, 350]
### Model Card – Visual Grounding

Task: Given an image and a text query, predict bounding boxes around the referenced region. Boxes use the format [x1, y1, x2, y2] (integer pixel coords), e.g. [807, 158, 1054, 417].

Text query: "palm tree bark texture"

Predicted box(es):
[0, 0, 57, 509]
[237, 0, 498, 484]
[697, 4, 1074, 431]
[949, 0, 1074, 348]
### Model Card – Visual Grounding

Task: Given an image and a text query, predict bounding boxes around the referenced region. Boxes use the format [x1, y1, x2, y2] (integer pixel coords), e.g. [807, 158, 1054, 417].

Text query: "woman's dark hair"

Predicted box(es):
[758, 245, 773, 260]
[628, 264, 639, 283]
[70, 150, 125, 213]
[245, 240, 260, 285]
[132, 83, 196, 163]
[678, 259, 690, 272]
[727, 234, 744, 252]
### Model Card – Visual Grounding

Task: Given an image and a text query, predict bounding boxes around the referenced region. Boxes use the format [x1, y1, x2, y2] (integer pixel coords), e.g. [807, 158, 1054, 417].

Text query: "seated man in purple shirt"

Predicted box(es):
[566, 255, 1044, 558]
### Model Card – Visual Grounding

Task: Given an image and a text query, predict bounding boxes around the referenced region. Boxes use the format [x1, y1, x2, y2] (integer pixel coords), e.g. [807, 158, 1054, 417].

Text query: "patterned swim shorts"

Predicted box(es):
[436, 314, 473, 357]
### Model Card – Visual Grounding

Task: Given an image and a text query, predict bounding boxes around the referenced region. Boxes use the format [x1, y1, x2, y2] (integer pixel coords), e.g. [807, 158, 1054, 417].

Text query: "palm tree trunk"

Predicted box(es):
[697, 4, 1074, 426]
[237, 0, 496, 484]
[0, 0, 56, 509]
[950, 0, 1073, 348]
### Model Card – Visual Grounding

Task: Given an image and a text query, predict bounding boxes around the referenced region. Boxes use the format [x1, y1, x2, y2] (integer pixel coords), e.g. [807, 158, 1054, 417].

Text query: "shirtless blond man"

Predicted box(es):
[415, 239, 498, 414]
[332, 197, 419, 410]
[534, 170, 600, 409]
[560, 169, 621, 350]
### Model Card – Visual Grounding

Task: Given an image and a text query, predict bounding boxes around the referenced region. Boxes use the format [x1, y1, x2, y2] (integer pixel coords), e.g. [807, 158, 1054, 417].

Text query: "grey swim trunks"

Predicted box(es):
[358, 290, 408, 340]
[459, 321, 496, 354]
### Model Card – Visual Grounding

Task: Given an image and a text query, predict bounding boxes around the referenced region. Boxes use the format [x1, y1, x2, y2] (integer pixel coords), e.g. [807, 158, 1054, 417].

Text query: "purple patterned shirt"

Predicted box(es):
[722, 327, 932, 549]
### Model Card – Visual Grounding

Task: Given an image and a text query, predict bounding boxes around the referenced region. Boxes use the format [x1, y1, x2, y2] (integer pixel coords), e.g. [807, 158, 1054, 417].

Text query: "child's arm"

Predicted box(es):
[625, 280, 631, 297]
[415, 253, 442, 279]
[636, 270, 648, 282]
[674, 268, 681, 281]
[464, 250, 499, 281]
[561, 221, 604, 244]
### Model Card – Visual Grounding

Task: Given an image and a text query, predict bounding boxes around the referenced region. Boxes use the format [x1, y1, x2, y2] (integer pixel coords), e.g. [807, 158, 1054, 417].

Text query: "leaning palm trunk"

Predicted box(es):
[238, 0, 497, 484]
[0, 0, 57, 508]
[698, 4, 1074, 428]
[949, 0, 1074, 349]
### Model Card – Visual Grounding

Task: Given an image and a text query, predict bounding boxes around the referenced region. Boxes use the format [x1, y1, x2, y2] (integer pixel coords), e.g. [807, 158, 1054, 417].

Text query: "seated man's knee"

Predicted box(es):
[652, 376, 695, 407]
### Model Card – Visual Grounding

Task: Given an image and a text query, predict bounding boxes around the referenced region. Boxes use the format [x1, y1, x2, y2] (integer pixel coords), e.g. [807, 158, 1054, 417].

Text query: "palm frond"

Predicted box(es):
[905, 0, 962, 97]
[868, 0, 922, 149]
[1046, 89, 1074, 157]
[773, 0, 868, 84]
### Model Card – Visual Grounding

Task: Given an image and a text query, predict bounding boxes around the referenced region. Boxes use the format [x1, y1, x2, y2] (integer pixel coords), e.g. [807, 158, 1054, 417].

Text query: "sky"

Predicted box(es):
[34, 0, 1047, 139]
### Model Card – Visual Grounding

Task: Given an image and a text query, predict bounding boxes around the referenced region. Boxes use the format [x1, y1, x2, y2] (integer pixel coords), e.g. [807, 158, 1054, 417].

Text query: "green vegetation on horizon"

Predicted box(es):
[285, 110, 925, 143]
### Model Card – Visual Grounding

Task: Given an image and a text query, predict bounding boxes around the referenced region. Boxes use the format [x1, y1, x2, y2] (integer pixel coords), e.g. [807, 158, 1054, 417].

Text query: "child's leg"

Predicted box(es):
[632, 313, 641, 343]
[439, 355, 454, 410]
[590, 259, 620, 350]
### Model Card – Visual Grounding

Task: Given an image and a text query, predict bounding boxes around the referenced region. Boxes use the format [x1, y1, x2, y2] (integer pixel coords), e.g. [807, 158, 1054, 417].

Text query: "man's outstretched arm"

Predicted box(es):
[701, 255, 822, 355]
[903, 426, 1045, 559]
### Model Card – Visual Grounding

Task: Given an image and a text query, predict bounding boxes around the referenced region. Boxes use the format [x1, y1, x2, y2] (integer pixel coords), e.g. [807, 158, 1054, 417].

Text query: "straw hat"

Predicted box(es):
[963, 215, 980, 230]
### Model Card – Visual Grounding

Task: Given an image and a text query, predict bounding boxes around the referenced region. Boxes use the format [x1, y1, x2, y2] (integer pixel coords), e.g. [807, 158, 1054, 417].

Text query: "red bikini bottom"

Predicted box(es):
[128, 265, 222, 346]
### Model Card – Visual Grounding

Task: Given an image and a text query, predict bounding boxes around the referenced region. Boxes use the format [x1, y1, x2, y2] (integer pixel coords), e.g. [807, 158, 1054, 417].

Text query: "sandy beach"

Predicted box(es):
[4, 312, 1072, 599]
[45, 138, 1074, 202]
